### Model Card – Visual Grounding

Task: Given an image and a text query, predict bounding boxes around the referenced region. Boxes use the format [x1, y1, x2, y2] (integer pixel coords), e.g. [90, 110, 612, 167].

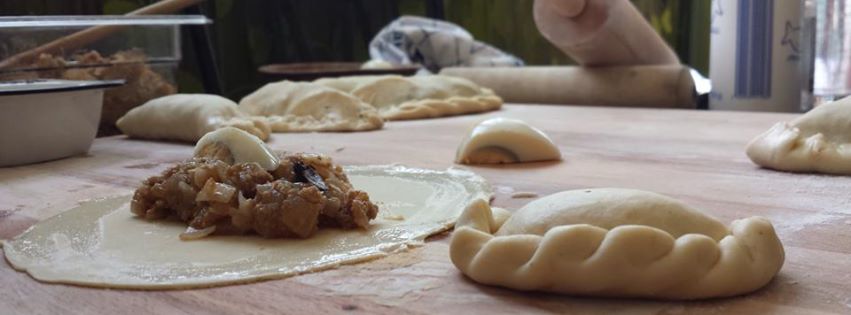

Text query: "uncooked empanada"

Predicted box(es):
[315, 75, 502, 120]
[450, 188, 784, 299]
[238, 81, 383, 132]
[116, 94, 270, 142]
[456, 117, 561, 164]
[746, 96, 851, 174]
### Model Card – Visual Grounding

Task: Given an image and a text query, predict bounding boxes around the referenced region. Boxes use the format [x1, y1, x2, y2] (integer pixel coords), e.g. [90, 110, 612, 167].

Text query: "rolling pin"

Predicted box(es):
[534, 0, 679, 66]
[440, 65, 695, 108]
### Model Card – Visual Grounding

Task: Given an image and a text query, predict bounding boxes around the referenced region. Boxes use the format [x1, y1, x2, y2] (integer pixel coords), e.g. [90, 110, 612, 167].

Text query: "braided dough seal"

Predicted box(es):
[315, 75, 502, 120]
[746, 96, 851, 174]
[450, 188, 784, 300]
[116, 94, 270, 142]
[239, 81, 383, 132]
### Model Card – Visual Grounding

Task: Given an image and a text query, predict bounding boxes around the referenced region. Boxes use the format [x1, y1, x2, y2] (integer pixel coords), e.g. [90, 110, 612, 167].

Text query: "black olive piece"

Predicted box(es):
[293, 161, 328, 192]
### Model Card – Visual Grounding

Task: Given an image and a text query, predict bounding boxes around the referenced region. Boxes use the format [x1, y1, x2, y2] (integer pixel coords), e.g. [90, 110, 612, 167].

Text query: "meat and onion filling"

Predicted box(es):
[131, 153, 379, 239]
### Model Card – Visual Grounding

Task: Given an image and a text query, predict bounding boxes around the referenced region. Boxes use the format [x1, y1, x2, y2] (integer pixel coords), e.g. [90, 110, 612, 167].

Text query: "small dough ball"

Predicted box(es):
[456, 117, 561, 164]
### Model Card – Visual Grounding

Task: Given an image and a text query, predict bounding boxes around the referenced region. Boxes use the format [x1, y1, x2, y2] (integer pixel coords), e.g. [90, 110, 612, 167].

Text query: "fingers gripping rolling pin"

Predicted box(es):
[454, 1, 691, 108]
[534, 0, 679, 66]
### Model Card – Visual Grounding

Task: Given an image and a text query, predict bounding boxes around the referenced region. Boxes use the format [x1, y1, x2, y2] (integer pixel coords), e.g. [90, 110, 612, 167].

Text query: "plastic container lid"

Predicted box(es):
[0, 15, 210, 28]
[0, 79, 124, 96]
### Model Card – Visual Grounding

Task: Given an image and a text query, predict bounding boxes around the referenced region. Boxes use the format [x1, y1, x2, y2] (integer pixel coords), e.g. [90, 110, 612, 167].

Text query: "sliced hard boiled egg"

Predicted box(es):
[194, 127, 279, 170]
[455, 118, 561, 164]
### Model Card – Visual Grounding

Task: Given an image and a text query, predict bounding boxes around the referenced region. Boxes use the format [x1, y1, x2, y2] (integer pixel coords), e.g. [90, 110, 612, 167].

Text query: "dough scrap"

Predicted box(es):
[116, 94, 270, 142]
[239, 81, 383, 132]
[450, 188, 785, 300]
[2, 165, 491, 289]
[746, 97, 851, 174]
[456, 117, 561, 164]
[315, 75, 502, 120]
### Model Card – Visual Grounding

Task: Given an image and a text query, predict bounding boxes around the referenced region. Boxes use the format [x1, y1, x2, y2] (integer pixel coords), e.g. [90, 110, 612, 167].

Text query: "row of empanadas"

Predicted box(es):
[239, 74, 502, 133]
[314, 75, 502, 121]
[118, 75, 502, 142]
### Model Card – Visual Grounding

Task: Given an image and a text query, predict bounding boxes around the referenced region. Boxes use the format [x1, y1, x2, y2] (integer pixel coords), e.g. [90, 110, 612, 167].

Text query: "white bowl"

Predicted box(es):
[0, 79, 123, 167]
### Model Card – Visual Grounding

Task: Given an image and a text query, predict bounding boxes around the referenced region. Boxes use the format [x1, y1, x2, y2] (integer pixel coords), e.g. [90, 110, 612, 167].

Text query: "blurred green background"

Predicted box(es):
[0, 0, 710, 100]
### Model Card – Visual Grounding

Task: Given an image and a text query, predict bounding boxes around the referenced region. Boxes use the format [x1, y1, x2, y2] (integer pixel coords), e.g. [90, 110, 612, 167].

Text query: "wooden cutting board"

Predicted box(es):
[2, 104, 850, 314]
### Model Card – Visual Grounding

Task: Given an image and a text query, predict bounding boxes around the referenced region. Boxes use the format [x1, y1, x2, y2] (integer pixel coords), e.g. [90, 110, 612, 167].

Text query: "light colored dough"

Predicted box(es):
[455, 117, 561, 164]
[450, 188, 785, 300]
[116, 94, 270, 142]
[315, 75, 503, 120]
[238, 81, 383, 132]
[746, 97, 851, 174]
[194, 127, 279, 171]
[2, 165, 491, 289]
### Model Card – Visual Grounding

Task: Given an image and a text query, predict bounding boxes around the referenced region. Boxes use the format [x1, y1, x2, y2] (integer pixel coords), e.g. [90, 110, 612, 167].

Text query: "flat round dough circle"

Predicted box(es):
[450, 188, 785, 300]
[2, 165, 491, 289]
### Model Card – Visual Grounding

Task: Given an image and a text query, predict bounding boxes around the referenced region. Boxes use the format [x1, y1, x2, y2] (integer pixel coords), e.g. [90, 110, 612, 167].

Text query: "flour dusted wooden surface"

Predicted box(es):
[2, 105, 851, 314]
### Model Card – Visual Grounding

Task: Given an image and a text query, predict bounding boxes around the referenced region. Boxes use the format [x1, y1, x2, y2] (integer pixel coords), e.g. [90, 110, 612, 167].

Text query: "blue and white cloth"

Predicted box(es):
[369, 16, 524, 73]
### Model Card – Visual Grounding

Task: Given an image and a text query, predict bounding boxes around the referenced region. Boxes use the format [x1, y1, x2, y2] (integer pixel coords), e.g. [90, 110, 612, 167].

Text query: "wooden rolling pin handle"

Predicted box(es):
[439, 65, 695, 109]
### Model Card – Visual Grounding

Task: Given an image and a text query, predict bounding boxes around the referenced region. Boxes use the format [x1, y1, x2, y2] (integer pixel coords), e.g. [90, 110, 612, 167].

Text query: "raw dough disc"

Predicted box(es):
[2, 165, 491, 289]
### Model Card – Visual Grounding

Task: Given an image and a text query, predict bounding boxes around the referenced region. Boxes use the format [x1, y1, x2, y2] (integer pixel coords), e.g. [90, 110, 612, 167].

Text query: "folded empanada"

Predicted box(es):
[117, 94, 270, 142]
[747, 96, 851, 174]
[315, 75, 502, 120]
[239, 81, 383, 132]
[451, 189, 784, 299]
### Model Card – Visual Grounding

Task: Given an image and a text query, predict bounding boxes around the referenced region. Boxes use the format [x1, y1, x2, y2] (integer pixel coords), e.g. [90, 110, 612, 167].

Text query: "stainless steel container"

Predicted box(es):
[0, 79, 122, 167]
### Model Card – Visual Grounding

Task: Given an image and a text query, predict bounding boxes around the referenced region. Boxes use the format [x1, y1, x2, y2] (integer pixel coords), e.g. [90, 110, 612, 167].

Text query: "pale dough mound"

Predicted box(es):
[117, 94, 270, 142]
[450, 188, 785, 300]
[314, 75, 502, 120]
[746, 97, 851, 174]
[239, 81, 383, 132]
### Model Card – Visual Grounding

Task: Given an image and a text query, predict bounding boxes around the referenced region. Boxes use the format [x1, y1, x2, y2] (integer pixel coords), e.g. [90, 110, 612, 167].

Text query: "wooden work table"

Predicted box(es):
[2, 104, 850, 314]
